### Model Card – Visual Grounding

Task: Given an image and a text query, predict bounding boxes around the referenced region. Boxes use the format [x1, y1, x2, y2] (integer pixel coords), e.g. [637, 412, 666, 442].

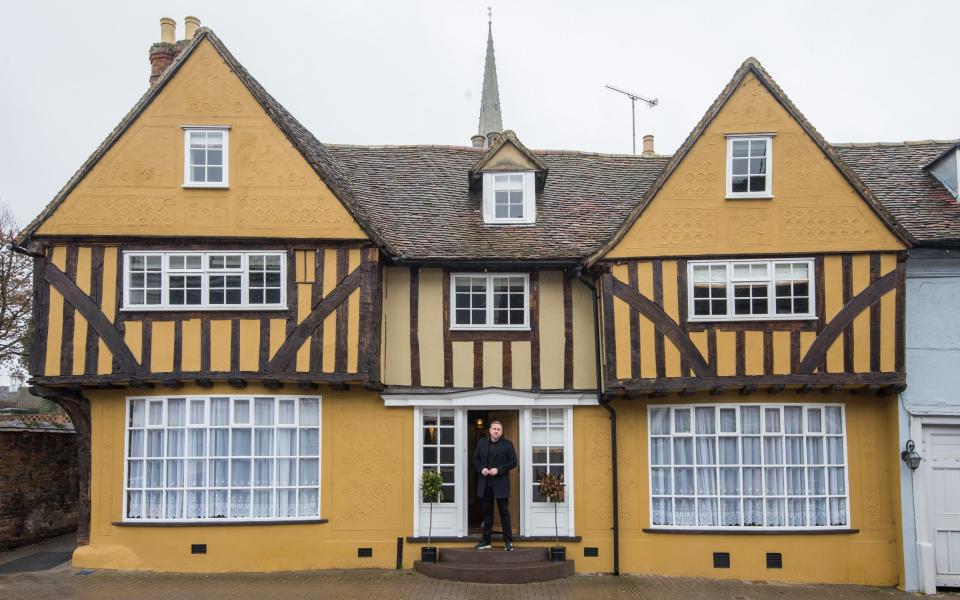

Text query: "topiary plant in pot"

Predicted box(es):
[419, 469, 444, 563]
[537, 471, 566, 561]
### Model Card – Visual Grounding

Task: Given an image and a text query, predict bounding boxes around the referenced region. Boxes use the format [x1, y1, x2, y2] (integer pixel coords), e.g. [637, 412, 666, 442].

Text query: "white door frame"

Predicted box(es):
[910, 415, 960, 593]
[386, 389, 596, 538]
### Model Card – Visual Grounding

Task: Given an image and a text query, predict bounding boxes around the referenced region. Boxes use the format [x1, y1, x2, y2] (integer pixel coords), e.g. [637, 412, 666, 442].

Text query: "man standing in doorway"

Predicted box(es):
[473, 420, 517, 551]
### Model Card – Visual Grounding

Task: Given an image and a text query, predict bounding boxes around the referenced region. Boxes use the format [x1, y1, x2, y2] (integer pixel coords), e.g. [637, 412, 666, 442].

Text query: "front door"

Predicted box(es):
[925, 425, 960, 587]
[467, 410, 520, 535]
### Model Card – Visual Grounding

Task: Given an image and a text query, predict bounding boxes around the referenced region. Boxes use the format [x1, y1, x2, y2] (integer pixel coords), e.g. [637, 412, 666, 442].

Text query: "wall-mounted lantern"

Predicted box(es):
[901, 439, 922, 471]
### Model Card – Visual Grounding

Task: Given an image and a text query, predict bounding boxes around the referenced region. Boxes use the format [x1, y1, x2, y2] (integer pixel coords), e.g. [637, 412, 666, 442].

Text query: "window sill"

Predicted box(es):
[687, 315, 818, 324]
[120, 306, 289, 313]
[113, 518, 328, 527]
[182, 184, 230, 189]
[725, 194, 773, 200]
[406, 534, 581, 543]
[642, 527, 858, 535]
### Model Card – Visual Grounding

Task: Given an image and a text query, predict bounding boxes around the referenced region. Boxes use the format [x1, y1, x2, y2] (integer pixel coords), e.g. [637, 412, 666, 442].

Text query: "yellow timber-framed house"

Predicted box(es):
[17, 17, 939, 586]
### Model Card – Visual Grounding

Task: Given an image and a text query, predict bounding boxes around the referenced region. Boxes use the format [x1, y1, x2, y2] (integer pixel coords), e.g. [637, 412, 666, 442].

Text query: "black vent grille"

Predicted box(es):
[190, 544, 207, 555]
[358, 547, 373, 558]
[713, 552, 730, 568]
[766, 552, 783, 569]
[583, 547, 599, 557]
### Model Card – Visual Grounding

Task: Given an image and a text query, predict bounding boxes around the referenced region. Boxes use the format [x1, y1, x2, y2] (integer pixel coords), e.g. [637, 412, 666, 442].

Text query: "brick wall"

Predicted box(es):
[0, 428, 78, 548]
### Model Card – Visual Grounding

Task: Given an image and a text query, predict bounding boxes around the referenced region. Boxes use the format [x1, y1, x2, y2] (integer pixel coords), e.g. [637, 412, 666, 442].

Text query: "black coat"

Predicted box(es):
[473, 436, 517, 499]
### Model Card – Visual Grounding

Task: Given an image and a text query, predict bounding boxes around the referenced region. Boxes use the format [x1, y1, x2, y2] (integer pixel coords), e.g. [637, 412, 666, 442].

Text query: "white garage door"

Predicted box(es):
[925, 426, 960, 587]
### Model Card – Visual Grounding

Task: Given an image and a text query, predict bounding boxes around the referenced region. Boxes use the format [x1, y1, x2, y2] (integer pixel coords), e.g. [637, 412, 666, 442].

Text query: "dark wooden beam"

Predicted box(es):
[196, 379, 214, 389]
[297, 381, 319, 390]
[878, 383, 907, 397]
[797, 384, 815, 395]
[330, 382, 350, 391]
[766, 384, 785, 395]
[679, 388, 698, 397]
[739, 384, 757, 396]
[710, 386, 725, 396]
[161, 380, 183, 389]
[129, 380, 152, 389]
[851, 384, 881, 396]
[820, 384, 843, 395]
[228, 379, 247, 389]
[363, 381, 386, 392]
[264, 380, 284, 390]
[649, 389, 667, 399]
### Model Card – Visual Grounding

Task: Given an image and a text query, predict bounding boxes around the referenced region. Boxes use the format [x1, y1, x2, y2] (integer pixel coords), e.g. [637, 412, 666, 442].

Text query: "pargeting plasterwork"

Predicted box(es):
[235, 129, 312, 187]
[237, 197, 348, 230]
[782, 207, 881, 243]
[54, 196, 176, 228]
[153, 52, 250, 117]
[646, 209, 719, 247]
[726, 208, 771, 245]
[332, 413, 404, 530]
[92, 127, 176, 187]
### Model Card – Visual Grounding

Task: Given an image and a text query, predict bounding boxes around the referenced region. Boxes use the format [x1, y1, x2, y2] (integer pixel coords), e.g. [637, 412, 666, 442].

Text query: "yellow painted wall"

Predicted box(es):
[37, 39, 366, 240]
[607, 73, 904, 259]
[74, 383, 413, 572]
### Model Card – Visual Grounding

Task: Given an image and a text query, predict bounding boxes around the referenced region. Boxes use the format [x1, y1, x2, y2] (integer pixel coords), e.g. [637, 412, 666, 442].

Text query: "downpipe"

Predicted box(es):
[573, 267, 620, 576]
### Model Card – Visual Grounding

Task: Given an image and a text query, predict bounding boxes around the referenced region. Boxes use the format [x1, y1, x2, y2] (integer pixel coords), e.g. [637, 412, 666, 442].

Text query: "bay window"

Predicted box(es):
[124, 395, 321, 522]
[123, 251, 285, 310]
[649, 403, 849, 530]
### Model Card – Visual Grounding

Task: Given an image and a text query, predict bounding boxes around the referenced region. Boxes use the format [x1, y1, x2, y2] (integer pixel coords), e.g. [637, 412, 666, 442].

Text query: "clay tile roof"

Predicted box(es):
[327, 144, 670, 262]
[835, 140, 960, 244]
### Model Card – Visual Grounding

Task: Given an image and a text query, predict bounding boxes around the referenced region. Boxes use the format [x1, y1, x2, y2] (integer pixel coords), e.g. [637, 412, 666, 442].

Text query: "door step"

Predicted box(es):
[414, 547, 574, 583]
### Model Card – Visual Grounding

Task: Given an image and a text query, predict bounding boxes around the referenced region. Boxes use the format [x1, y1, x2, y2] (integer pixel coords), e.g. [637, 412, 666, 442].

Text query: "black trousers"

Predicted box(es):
[481, 484, 512, 543]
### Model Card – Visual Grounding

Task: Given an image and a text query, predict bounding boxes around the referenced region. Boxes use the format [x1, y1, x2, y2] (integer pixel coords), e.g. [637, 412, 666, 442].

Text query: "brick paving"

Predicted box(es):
[1, 537, 956, 600]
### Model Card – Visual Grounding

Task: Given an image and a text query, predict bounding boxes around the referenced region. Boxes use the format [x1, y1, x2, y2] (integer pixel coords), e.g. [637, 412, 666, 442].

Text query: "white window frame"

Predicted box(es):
[122, 395, 322, 523]
[648, 403, 850, 532]
[482, 171, 536, 224]
[687, 258, 816, 322]
[122, 250, 287, 311]
[726, 134, 773, 199]
[183, 126, 230, 188]
[449, 272, 530, 331]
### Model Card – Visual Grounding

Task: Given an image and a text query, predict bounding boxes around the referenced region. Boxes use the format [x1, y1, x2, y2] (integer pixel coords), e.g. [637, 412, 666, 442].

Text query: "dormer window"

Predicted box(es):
[726, 135, 773, 198]
[482, 171, 535, 224]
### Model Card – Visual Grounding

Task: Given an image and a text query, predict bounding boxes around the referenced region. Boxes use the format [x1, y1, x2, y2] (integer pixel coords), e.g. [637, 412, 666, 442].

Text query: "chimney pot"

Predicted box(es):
[642, 134, 656, 157]
[184, 16, 201, 40]
[471, 135, 487, 149]
[160, 18, 176, 44]
[487, 131, 503, 147]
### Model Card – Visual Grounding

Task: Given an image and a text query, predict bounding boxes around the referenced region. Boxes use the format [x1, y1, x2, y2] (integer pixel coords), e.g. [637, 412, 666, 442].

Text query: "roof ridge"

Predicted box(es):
[327, 143, 483, 151]
[831, 139, 960, 148]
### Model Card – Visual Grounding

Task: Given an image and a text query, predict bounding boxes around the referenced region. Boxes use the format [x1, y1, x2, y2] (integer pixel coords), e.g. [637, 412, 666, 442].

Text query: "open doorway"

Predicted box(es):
[466, 409, 520, 535]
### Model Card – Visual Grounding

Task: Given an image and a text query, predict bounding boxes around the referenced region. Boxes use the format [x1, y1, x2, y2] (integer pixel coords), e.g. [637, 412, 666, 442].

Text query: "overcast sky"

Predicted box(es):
[0, 0, 958, 383]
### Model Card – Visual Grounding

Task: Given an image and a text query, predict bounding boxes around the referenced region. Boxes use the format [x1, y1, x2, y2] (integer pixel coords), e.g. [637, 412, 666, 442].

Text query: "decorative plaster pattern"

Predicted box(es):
[237, 197, 347, 230]
[332, 415, 402, 530]
[782, 207, 880, 243]
[779, 133, 837, 197]
[726, 208, 771, 245]
[716, 77, 783, 126]
[648, 209, 719, 247]
[183, 197, 230, 227]
[92, 128, 175, 187]
[155, 56, 248, 116]
[674, 141, 721, 197]
[236, 130, 311, 187]
[55, 197, 175, 228]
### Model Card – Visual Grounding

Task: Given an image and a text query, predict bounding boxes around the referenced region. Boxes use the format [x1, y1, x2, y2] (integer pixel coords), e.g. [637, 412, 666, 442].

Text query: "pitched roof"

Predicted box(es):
[327, 144, 669, 261]
[836, 140, 960, 244]
[18, 28, 395, 254]
[586, 57, 913, 265]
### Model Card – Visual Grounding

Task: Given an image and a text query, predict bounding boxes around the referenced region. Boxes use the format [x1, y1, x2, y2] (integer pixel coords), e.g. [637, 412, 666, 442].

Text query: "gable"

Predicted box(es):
[605, 70, 907, 259]
[481, 141, 540, 172]
[35, 38, 366, 240]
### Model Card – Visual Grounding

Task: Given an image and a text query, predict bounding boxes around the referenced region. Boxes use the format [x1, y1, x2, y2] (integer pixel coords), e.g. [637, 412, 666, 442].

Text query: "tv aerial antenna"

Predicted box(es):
[605, 84, 658, 155]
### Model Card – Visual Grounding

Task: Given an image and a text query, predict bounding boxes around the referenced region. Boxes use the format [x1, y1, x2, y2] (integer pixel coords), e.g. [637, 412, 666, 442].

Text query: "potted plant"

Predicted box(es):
[419, 469, 444, 563]
[537, 471, 566, 561]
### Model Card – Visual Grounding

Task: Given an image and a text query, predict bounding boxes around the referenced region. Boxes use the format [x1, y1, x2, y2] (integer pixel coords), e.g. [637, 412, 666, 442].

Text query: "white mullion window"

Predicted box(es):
[183, 127, 229, 188]
[726, 135, 772, 198]
[531, 409, 565, 502]
[123, 251, 287, 311]
[688, 259, 815, 322]
[124, 395, 321, 523]
[482, 171, 536, 224]
[648, 403, 849, 531]
[450, 273, 530, 330]
[421, 409, 456, 504]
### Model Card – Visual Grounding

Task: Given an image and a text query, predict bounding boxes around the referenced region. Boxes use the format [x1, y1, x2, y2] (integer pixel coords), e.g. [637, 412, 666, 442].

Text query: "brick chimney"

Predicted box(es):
[148, 18, 177, 86]
[642, 134, 656, 157]
[147, 17, 202, 86]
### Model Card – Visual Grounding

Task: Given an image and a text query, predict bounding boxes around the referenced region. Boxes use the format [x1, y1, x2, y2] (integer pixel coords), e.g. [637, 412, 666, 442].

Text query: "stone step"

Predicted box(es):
[438, 547, 548, 564]
[414, 559, 574, 584]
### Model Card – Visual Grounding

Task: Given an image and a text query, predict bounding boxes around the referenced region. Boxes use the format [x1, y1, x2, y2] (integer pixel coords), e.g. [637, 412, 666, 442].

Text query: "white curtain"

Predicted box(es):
[695, 407, 715, 434]
[741, 406, 760, 434]
[825, 407, 843, 434]
[255, 398, 274, 426]
[299, 489, 319, 517]
[719, 408, 737, 433]
[742, 436, 761, 465]
[211, 398, 229, 426]
[765, 498, 785, 526]
[808, 467, 826, 495]
[719, 437, 738, 464]
[675, 498, 695, 526]
[231, 490, 250, 518]
[650, 438, 671, 465]
[788, 498, 806, 526]
[674, 409, 691, 433]
[784, 406, 802, 434]
[743, 467, 762, 495]
[786, 467, 804, 495]
[785, 437, 803, 464]
[674, 468, 694, 495]
[697, 498, 718, 526]
[652, 498, 671, 525]
[696, 437, 717, 465]
[651, 468, 671, 494]
[721, 498, 740, 525]
[720, 467, 739, 495]
[806, 437, 824, 464]
[764, 408, 781, 433]
[167, 399, 185, 427]
[650, 408, 670, 435]
[254, 490, 272, 518]
[129, 400, 145, 427]
[744, 498, 763, 526]
[673, 438, 693, 465]
[697, 467, 717, 494]
[829, 498, 847, 526]
[764, 467, 784, 495]
[827, 437, 844, 464]
[810, 498, 827, 526]
[763, 437, 783, 464]
[828, 467, 846, 495]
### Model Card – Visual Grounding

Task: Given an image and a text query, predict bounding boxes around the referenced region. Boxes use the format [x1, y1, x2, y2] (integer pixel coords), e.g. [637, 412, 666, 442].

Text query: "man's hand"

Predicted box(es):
[488, 468, 498, 476]
[481, 468, 490, 476]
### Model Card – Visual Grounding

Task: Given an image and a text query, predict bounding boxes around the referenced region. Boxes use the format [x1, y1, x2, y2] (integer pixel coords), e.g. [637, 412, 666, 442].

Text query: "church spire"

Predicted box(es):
[472, 8, 503, 148]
